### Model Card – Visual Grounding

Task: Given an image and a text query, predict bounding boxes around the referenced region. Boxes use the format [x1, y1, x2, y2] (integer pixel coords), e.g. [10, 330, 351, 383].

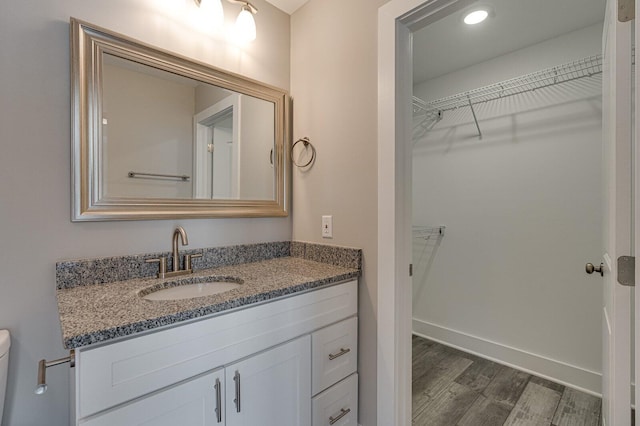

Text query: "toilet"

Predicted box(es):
[0, 330, 9, 423]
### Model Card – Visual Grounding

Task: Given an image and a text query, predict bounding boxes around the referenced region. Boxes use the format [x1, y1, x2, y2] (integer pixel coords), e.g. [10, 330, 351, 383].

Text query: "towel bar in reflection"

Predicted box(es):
[128, 171, 190, 182]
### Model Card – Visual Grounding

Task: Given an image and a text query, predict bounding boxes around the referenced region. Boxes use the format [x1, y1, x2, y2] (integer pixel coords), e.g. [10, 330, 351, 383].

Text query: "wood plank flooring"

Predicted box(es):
[412, 335, 602, 426]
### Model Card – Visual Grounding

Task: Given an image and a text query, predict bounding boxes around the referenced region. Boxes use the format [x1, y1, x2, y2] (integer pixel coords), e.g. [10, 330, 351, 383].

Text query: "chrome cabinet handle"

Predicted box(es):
[233, 371, 241, 413]
[328, 348, 351, 361]
[214, 378, 222, 423]
[329, 408, 351, 425]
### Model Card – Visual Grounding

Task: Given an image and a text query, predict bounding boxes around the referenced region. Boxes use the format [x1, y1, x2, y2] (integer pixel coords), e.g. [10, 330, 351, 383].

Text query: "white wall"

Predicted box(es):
[412, 23, 603, 392]
[103, 63, 194, 198]
[291, 1, 389, 424]
[0, 1, 290, 425]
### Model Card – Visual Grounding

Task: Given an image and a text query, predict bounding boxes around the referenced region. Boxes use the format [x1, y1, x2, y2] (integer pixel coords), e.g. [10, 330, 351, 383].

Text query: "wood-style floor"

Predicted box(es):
[412, 335, 602, 426]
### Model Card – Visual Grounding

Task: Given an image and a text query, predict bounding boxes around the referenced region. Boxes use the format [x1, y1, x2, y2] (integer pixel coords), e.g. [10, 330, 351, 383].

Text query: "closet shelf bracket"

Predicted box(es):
[467, 95, 482, 140]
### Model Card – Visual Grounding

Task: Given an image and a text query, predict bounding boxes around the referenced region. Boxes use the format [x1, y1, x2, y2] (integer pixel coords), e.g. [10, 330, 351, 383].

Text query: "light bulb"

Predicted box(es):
[235, 6, 256, 42]
[463, 9, 489, 25]
[196, 0, 224, 29]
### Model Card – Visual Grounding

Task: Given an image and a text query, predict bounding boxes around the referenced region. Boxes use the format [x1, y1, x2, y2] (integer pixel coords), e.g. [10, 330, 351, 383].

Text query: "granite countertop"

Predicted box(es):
[57, 255, 360, 349]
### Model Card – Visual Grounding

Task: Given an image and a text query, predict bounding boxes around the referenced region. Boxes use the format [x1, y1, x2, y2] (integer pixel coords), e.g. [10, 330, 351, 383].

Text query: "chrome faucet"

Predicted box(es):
[172, 226, 188, 273]
[146, 226, 202, 278]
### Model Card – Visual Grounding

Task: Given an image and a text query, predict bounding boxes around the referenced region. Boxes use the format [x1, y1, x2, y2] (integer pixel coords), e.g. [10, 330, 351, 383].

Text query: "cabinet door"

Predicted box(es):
[225, 336, 311, 426]
[79, 369, 224, 426]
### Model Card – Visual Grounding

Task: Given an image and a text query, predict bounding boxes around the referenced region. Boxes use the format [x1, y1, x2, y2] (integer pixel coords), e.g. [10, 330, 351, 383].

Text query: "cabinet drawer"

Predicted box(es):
[312, 373, 358, 426]
[311, 317, 357, 395]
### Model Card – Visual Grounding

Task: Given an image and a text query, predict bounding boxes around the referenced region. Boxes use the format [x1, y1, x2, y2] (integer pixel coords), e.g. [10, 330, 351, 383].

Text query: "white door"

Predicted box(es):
[225, 336, 311, 426]
[601, 0, 633, 425]
[211, 120, 234, 199]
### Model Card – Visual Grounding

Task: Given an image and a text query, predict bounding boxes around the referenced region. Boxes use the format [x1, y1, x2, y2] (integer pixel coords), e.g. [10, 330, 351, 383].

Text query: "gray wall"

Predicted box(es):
[0, 1, 290, 425]
[291, 1, 388, 424]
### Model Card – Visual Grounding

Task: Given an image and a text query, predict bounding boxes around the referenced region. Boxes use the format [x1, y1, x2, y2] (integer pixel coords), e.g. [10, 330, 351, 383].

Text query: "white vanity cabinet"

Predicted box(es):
[72, 280, 357, 426]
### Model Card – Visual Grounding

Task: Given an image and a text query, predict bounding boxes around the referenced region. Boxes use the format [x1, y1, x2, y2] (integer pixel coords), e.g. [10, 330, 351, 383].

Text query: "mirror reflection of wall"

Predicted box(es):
[102, 55, 195, 199]
[237, 95, 275, 200]
[101, 53, 276, 201]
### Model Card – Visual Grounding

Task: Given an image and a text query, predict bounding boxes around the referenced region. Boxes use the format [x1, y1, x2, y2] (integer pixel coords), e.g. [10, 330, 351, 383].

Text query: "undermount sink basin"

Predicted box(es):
[140, 276, 243, 301]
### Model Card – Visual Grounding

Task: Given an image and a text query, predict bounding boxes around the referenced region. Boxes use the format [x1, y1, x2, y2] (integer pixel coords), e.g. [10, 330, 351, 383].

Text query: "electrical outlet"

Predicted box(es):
[322, 215, 333, 238]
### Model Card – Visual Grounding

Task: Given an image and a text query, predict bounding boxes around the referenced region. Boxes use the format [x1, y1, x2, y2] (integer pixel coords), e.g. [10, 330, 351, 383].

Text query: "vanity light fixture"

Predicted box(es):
[235, 4, 257, 42]
[463, 9, 489, 25]
[193, 0, 224, 28]
[194, 0, 258, 42]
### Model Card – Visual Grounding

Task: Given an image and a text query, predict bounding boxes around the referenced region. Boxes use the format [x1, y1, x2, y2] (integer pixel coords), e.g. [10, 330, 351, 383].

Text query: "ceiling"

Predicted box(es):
[265, 0, 309, 14]
[413, 0, 605, 84]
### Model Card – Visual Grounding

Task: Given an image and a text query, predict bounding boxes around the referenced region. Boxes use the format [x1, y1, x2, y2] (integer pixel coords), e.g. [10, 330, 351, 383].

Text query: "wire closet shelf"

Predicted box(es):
[413, 54, 603, 138]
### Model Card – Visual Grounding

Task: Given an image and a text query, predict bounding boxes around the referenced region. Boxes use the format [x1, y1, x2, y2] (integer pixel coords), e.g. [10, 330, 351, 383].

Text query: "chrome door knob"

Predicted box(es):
[585, 262, 604, 276]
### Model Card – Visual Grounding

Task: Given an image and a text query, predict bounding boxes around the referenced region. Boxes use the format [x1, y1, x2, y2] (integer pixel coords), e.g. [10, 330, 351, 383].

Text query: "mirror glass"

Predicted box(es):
[71, 19, 289, 221]
[102, 55, 275, 201]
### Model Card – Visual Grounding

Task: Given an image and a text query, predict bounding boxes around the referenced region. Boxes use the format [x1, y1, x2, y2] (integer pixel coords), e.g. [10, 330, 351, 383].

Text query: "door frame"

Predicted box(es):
[377, 0, 477, 424]
[378, 1, 635, 425]
[193, 94, 241, 199]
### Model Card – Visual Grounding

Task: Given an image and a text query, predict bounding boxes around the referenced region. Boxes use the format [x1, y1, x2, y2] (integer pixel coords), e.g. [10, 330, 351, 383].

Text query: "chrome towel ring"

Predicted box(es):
[291, 137, 316, 168]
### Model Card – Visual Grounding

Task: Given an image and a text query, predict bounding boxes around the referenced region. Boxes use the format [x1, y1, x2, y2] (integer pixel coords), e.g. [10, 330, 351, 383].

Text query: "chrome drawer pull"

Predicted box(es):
[214, 378, 222, 423]
[328, 347, 351, 360]
[233, 371, 241, 413]
[329, 408, 351, 425]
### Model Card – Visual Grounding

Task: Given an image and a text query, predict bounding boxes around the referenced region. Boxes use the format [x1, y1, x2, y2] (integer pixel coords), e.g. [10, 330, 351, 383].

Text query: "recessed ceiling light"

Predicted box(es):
[464, 9, 489, 25]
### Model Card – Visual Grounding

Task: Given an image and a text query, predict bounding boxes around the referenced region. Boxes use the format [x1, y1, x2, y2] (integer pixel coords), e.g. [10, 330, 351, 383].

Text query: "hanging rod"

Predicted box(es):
[413, 225, 446, 240]
[413, 54, 603, 138]
[128, 171, 190, 182]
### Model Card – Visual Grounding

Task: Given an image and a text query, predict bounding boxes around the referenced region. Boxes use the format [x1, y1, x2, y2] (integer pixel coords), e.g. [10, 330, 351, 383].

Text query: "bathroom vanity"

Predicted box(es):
[55, 242, 361, 426]
[74, 280, 357, 426]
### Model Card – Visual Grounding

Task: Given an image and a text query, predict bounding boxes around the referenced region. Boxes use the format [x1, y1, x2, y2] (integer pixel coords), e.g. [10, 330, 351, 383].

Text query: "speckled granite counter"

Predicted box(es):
[56, 242, 361, 349]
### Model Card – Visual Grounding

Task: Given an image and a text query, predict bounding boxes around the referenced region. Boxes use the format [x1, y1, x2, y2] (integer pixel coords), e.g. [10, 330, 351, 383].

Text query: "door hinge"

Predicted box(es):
[619, 0, 635, 22]
[617, 256, 635, 286]
[409, 264, 413, 277]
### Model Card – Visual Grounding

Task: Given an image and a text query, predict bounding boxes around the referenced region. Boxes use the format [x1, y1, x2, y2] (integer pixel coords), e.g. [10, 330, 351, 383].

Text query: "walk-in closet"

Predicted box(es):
[410, 0, 605, 424]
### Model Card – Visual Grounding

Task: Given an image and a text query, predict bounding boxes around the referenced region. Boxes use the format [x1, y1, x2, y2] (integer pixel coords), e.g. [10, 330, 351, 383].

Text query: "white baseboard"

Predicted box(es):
[412, 318, 602, 396]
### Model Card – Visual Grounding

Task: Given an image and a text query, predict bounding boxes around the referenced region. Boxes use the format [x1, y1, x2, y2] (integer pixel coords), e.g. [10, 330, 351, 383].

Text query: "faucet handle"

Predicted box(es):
[145, 256, 167, 278]
[184, 253, 202, 271]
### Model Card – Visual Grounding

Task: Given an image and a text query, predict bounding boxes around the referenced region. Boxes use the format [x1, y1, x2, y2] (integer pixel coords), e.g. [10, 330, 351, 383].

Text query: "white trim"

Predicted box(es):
[377, 1, 479, 424]
[193, 94, 241, 199]
[412, 319, 602, 396]
[634, 2, 640, 424]
[377, 4, 411, 425]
